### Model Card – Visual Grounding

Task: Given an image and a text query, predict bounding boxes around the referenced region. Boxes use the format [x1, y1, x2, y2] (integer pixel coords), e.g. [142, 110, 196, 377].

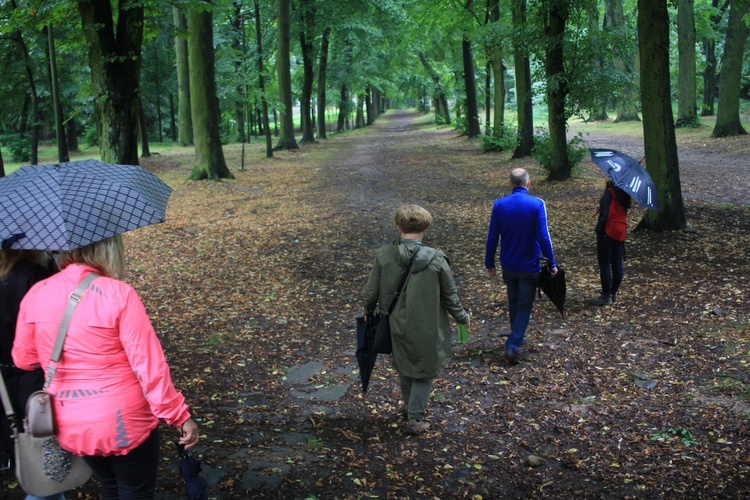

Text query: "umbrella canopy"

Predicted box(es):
[539, 259, 566, 318]
[176, 443, 209, 500]
[0, 159, 171, 250]
[589, 148, 659, 211]
[356, 315, 379, 394]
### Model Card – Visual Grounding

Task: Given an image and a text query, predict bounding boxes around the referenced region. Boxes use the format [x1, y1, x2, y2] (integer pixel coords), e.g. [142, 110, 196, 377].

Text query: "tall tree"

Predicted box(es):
[711, 0, 749, 137]
[488, 0, 505, 133]
[316, 26, 331, 138]
[77, 0, 144, 164]
[512, 0, 534, 158]
[47, 24, 69, 162]
[461, 33, 481, 137]
[605, 0, 640, 122]
[275, 0, 299, 149]
[700, 0, 729, 116]
[418, 52, 451, 124]
[10, 0, 40, 165]
[174, 7, 193, 146]
[187, 2, 233, 180]
[298, 0, 316, 143]
[676, 0, 698, 127]
[254, 0, 273, 157]
[637, 0, 686, 231]
[543, 0, 571, 181]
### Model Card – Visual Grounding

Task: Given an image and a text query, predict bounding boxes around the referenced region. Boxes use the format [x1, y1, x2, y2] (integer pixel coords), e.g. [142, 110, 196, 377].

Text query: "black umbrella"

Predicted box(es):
[539, 259, 566, 318]
[0, 159, 171, 250]
[176, 443, 208, 500]
[355, 315, 379, 394]
[589, 148, 659, 211]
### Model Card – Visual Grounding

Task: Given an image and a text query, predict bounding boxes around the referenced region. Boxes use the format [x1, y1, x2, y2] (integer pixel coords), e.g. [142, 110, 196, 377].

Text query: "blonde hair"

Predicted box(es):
[394, 204, 433, 234]
[0, 250, 52, 281]
[58, 235, 126, 279]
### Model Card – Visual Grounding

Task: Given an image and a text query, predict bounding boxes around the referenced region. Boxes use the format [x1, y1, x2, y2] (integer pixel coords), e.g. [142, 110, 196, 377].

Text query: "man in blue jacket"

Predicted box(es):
[485, 168, 557, 366]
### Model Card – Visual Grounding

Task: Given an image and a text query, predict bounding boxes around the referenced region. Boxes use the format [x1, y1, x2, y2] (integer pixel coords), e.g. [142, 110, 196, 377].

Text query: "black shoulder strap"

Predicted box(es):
[386, 246, 422, 314]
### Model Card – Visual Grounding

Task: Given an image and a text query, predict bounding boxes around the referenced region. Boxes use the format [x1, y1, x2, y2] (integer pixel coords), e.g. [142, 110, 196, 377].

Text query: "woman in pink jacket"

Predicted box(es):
[13, 235, 199, 498]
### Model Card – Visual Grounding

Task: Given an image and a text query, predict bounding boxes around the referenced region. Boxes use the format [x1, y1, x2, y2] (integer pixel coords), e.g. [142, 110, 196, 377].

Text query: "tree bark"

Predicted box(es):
[605, 0, 640, 122]
[701, 0, 728, 116]
[187, 3, 233, 180]
[511, 0, 533, 158]
[298, 0, 316, 143]
[337, 84, 349, 132]
[77, 0, 143, 165]
[231, 2, 246, 142]
[637, 0, 686, 231]
[711, 0, 749, 137]
[462, 35, 481, 138]
[316, 27, 331, 138]
[418, 52, 451, 124]
[275, 0, 299, 149]
[174, 7, 193, 146]
[676, 0, 698, 127]
[138, 96, 151, 157]
[544, 0, 570, 181]
[489, 0, 505, 133]
[47, 25, 69, 163]
[255, 0, 273, 157]
[13, 22, 40, 165]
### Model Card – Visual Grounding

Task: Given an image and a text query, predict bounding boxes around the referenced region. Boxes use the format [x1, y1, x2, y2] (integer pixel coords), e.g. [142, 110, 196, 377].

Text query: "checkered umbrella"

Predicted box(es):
[0, 159, 172, 251]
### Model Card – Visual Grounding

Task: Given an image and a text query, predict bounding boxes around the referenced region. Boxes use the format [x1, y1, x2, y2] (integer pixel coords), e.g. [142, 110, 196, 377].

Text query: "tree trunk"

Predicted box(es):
[316, 27, 331, 138]
[606, 0, 640, 122]
[66, 118, 79, 152]
[77, 0, 143, 165]
[355, 94, 365, 129]
[13, 24, 40, 165]
[489, 0, 504, 133]
[255, 0, 273, 157]
[701, 0, 727, 116]
[174, 7, 193, 146]
[418, 52, 451, 125]
[711, 0, 749, 137]
[544, 0, 570, 181]
[231, 2, 246, 143]
[511, 0, 533, 158]
[187, 4, 233, 180]
[637, 0, 686, 231]
[462, 35, 481, 138]
[298, 0, 316, 143]
[337, 84, 349, 132]
[138, 97, 151, 158]
[589, 8, 608, 121]
[676, 0, 698, 127]
[275, 0, 299, 149]
[0, 147, 4, 178]
[169, 94, 177, 142]
[47, 25, 69, 163]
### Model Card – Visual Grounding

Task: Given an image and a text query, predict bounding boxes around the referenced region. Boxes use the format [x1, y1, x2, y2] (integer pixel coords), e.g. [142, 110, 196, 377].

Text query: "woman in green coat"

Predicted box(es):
[364, 204, 470, 435]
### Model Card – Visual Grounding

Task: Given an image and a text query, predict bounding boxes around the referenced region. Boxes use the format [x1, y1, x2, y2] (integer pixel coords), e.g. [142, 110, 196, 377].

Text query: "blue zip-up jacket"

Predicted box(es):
[484, 186, 556, 273]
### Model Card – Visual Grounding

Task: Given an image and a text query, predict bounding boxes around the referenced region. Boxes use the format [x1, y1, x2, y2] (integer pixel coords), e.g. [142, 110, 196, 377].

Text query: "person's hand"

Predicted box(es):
[179, 418, 200, 450]
[463, 318, 471, 330]
[486, 268, 496, 278]
[551, 266, 558, 277]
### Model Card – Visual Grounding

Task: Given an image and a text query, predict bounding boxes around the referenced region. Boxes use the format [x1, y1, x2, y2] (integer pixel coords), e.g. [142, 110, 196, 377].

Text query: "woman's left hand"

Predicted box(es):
[179, 418, 200, 449]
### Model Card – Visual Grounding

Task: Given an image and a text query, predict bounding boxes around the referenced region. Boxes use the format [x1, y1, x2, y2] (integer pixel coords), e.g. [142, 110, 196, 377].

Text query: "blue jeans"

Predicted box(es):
[502, 269, 540, 353]
[83, 427, 160, 500]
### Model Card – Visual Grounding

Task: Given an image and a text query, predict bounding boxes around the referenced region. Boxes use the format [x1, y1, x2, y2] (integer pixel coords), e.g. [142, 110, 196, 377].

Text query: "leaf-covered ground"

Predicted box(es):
[3, 111, 749, 499]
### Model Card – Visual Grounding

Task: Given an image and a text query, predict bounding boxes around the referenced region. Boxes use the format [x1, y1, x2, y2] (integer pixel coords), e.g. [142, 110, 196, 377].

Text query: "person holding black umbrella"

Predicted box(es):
[485, 168, 557, 366]
[364, 204, 470, 435]
[590, 180, 632, 306]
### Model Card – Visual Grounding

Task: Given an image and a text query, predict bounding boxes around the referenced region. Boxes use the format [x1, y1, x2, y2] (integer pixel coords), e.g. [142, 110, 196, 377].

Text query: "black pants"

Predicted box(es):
[596, 232, 625, 296]
[83, 427, 160, 499]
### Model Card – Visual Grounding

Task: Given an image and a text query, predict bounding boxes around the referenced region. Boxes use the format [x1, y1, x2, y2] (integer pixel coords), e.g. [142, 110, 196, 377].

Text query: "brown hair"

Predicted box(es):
[58, 235, 126, 279]
[394, 204, 433, 234]
[0, 250, 52, 281]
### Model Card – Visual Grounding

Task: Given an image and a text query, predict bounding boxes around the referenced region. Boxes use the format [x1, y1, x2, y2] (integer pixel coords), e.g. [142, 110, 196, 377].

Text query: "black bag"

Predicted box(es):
[373, 246, 422, 355]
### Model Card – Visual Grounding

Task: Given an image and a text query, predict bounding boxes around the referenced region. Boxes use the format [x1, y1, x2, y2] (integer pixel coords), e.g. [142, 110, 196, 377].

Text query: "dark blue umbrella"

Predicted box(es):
[356, 315, 379, 394]
[0, 159, 171, 250]
[176, 443, 208, 500]
[589, 149, 659, 211]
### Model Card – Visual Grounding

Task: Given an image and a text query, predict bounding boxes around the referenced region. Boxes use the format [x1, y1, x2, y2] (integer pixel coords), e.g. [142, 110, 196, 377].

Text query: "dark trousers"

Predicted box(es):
[596, 232, 625, 296]
[502, 269, 540, 352]
[83, 427, 160, 500]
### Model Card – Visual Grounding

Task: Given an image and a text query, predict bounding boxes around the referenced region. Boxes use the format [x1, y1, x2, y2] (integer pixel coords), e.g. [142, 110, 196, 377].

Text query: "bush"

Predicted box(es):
[482, 125, 519, 153]
[7, 137, 30, 163]
[531, 128, 588, 175]
[83, 127, 99, 147]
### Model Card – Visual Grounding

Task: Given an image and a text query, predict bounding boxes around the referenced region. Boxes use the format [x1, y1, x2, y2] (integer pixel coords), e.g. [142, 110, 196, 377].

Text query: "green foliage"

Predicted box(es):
[453, 116, 469, 136]
[83, 127, 99, 148]
[482, 124, 519, 153]
[4, 136, 30, 163]
[651, 426, 698, 447]
[531, 128, 587, 175]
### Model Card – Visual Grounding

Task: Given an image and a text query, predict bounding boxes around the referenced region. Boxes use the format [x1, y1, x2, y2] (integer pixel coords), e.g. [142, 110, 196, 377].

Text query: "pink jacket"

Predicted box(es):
[13, 263, 191, 456]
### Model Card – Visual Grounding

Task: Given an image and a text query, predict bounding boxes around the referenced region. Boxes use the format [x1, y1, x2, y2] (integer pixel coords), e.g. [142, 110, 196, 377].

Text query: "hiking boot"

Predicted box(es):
[404, 419, 430, 435]
[590, 294, 612, 306]
[505, 348, 519, 366]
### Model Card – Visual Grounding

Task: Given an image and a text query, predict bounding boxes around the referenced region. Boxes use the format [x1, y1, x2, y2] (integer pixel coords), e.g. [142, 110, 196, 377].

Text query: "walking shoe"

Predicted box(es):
[398, 402, 408, 420]
[611, 292, 618, 303]
[505, 348, 519, 366]
[404, 419, 430, 435]
[589, 294, 612, 306]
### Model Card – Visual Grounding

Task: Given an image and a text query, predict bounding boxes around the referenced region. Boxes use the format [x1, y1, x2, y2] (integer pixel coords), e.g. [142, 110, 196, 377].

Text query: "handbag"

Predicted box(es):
[0, 272, 98, 496]
[373, 246, 422, 354]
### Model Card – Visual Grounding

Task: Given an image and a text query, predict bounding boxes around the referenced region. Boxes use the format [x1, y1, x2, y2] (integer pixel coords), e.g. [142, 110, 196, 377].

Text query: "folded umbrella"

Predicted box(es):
[589, 148, 659, 211]
[539, 258, 566, 318]
[176, 443, 208, 500]
[355, 315, 379, 394]
[0, 159, 171, 250]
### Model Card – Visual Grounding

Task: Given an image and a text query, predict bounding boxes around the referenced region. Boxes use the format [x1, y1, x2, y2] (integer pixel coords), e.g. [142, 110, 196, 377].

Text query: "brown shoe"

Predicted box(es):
[404, 419, 430, 435]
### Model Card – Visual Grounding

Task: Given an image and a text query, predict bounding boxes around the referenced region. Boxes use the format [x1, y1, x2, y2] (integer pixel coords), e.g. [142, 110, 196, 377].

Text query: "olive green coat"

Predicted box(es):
[364, 238, 469, 379]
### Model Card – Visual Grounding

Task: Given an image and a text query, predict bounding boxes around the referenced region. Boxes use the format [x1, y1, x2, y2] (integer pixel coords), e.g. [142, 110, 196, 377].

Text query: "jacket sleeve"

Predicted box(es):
[535, 201, 557, 269]
[12, 291, 42, 371]
[437, 254, 470, 324]
[118, 286, 191, 428]
[484, 202, 501, 269]
[363, 255, 381, 315]
[595, 189, 613, 234]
